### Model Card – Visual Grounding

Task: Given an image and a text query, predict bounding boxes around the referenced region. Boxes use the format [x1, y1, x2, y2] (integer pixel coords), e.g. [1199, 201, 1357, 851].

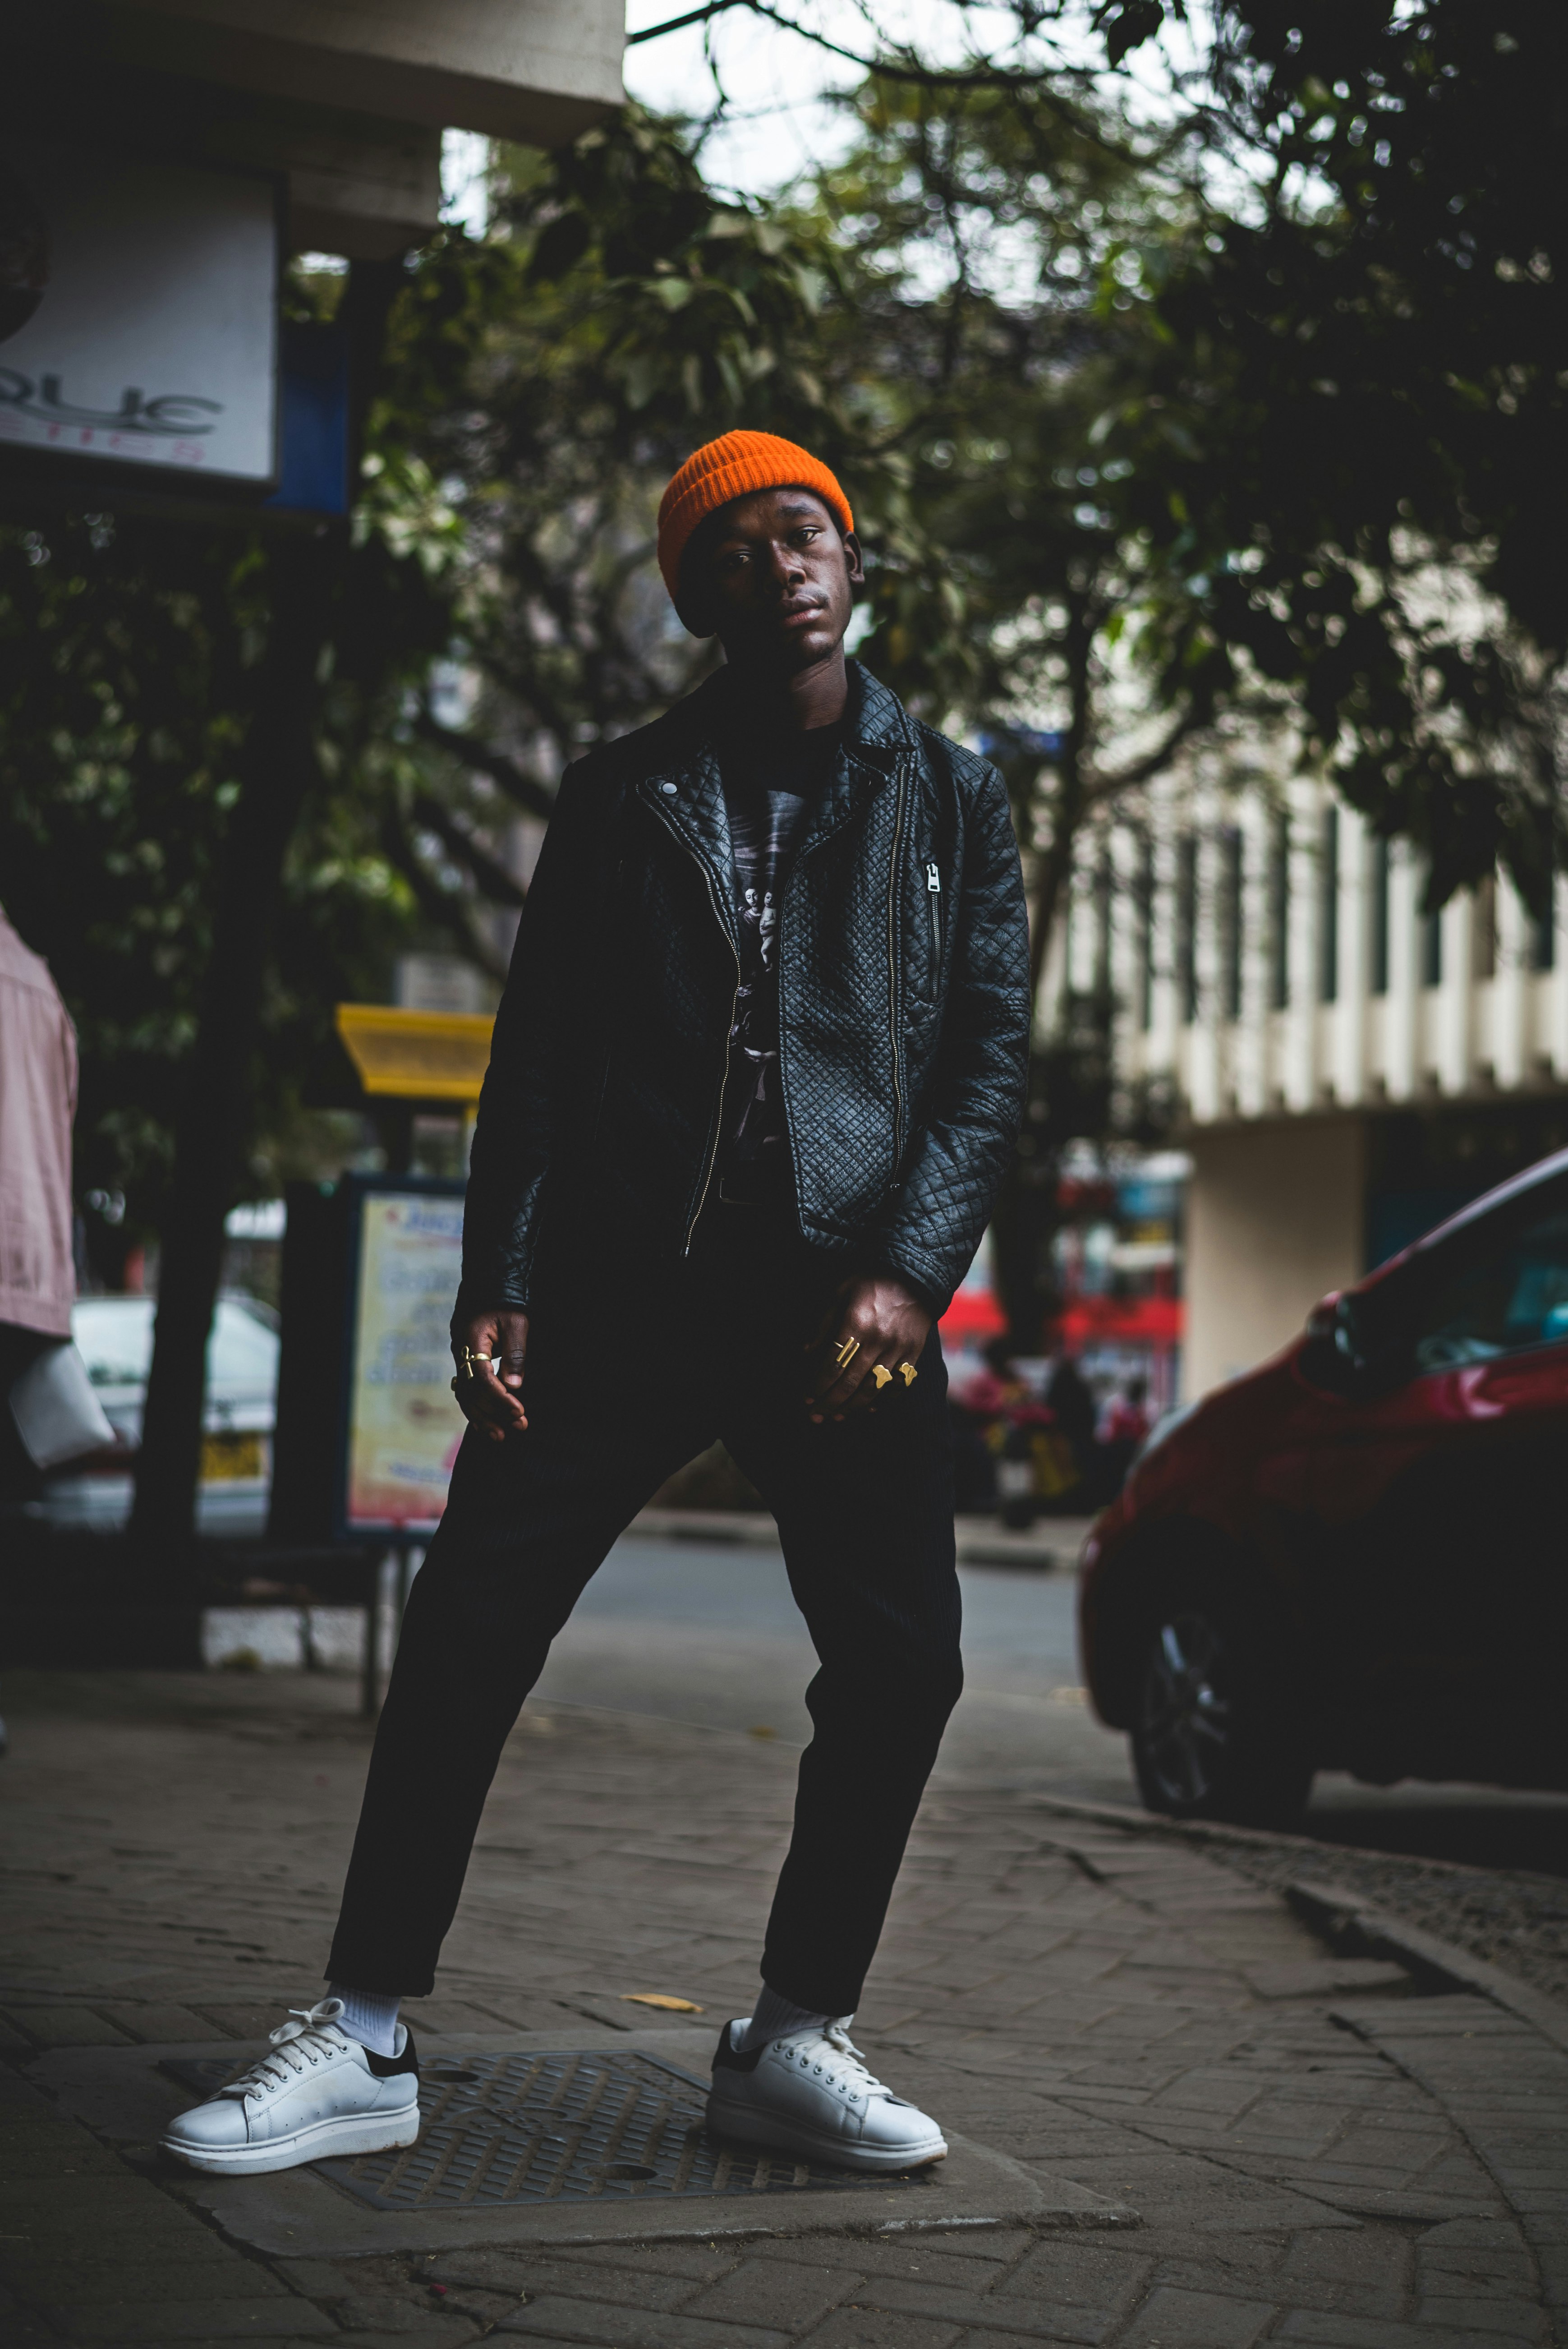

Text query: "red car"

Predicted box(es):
[1079, 1147, 1568, 1825]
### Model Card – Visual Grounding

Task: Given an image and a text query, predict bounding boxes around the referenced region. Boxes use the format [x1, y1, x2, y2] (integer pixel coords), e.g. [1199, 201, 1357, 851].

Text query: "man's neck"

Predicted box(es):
[721, 646, 850, 732]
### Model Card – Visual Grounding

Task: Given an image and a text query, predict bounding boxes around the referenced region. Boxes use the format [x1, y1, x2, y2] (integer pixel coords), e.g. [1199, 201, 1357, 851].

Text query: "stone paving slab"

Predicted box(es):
[3, 1677, 1568, 2345]
[31, 2027, 1124, 2258]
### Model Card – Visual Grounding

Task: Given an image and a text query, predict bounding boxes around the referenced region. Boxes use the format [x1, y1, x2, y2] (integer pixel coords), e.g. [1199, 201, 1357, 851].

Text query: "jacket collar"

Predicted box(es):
[638, 739, 736, 941]
[635, 660, 916, 895]
[842, 659, 920, 766]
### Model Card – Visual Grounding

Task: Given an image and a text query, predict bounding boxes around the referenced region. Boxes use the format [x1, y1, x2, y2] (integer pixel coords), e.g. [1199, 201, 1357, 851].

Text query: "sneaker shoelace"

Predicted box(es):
[777, 2022, 892, 2106]
[218, 1997, 354, 2105]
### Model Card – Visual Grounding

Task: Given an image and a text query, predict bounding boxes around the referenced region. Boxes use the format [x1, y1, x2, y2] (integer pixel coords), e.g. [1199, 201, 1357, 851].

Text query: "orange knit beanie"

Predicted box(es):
[657, 430, 854, 599]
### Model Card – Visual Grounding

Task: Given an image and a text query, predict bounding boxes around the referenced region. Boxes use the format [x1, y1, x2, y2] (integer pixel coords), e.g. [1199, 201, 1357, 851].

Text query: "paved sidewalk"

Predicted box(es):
[1, 1671, 1565, 2347]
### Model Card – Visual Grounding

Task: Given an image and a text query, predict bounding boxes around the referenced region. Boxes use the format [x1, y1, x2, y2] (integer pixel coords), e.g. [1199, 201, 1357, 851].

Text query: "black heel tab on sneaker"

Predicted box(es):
[367, 2031, 418, 2080]
[712, 2022, 764, 2074]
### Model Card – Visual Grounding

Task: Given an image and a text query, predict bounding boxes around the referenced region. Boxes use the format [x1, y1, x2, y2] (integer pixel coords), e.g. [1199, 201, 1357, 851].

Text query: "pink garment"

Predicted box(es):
[1103, 1399, 1150, 1446]
[0, 906, 78, 1338]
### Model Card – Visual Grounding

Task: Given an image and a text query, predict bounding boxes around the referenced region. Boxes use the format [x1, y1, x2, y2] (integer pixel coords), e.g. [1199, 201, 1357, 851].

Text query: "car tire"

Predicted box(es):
[1129, 1574, 1313, 1829]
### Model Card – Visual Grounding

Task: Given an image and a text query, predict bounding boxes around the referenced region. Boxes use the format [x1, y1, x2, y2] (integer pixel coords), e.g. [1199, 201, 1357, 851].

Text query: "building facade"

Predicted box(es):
[1045, 774, 1568, 1397]
[2, 1, 624, 525]
[9, 2, 621, 263]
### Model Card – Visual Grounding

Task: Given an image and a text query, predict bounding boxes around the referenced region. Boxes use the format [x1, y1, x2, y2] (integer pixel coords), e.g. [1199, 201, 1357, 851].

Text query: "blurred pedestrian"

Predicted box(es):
[0, 903, 78, 1504]
[1102, 1375, 1150, 1450]
[1043, 1349, 1096, 1455]
[1099, 1374, 1151, 1497]
[954, 1338, 1077, 1527]
[164, 430, 1031, 2180]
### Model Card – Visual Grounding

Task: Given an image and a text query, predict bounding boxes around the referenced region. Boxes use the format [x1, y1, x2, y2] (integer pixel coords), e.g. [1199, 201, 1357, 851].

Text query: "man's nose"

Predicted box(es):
[765, 540, 805, 587]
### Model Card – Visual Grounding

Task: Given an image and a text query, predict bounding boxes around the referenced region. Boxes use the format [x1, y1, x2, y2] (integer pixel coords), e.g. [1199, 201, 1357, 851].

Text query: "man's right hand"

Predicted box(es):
[452, 1309, 529, 1443]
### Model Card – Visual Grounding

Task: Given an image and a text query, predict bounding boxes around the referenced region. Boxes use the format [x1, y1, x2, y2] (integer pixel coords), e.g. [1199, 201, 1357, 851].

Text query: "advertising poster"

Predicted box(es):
[345, 1190, 465, 1533]
[0, 140, 278, 483]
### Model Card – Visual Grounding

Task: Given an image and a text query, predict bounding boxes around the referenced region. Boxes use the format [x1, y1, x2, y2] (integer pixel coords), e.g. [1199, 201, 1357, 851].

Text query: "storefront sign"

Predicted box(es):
[344, 1190, 465, 1534]
[0, 139, 278, 486]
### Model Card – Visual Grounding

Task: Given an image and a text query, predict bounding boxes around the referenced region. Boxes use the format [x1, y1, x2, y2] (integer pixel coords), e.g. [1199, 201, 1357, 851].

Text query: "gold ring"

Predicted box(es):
[834, 1336, 861, 1369]
[460, 1349, 498, 1377]
[872, 1365, 892, 1389]
[898, 1363, 918, 1387]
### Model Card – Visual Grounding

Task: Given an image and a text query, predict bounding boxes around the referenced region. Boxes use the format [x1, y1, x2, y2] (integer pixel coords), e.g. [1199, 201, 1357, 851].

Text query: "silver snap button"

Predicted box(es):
[660, 780, 677, 793]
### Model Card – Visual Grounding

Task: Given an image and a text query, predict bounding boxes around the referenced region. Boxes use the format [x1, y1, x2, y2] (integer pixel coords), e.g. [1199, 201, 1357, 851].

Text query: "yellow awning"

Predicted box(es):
[335, 1004, 495, 1105]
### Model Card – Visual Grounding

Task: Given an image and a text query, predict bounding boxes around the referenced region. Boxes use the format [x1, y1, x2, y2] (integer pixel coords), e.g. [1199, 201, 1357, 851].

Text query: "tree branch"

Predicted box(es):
[630, 0, 1135, 120]
[381, 815, 510, 983]
[414, 712, 556, 820]
[1088, 705, 1206, 800]
[627, 0, 745, 41]
[411, 793, 527, 907]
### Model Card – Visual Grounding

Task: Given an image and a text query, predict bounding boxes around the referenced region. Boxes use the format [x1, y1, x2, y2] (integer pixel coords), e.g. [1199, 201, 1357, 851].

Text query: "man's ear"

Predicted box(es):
[842, 530, 866, 588]
[672, 577, 717, 639]
[671, 537, 721, 638]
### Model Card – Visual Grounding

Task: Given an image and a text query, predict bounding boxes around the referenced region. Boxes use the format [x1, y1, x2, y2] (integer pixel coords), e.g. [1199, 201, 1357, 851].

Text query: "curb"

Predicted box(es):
[630, 1509, 782, 1548]
[1021, 1790, 1568, 2054]
[1284, 1878, 1568, 2058]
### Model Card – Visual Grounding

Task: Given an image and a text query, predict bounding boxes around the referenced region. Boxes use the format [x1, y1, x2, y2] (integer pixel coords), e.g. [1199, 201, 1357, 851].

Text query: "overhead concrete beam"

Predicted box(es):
[3, 64, 446, 258]
[71, 0, 622, 143]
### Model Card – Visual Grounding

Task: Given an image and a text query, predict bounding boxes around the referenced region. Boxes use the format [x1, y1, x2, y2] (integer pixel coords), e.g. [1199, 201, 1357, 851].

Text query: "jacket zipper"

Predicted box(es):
[887, 763, 908, 1166]
[685, 857, 741, 1253]
[926, 860, 942, 959]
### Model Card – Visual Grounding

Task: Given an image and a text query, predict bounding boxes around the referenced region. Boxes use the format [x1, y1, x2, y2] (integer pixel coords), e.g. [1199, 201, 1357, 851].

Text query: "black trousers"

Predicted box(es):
[326, 1206, 962, 2015]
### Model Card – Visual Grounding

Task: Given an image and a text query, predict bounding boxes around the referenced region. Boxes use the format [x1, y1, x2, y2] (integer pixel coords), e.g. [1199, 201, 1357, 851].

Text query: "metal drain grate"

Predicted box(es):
[161, 2047, 928, 2209]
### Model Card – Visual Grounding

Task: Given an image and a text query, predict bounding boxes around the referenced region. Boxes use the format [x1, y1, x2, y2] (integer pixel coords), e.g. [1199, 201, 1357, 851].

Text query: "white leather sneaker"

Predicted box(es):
[707, 2018, 947, 2172]
[161, 1997, 420, 2176]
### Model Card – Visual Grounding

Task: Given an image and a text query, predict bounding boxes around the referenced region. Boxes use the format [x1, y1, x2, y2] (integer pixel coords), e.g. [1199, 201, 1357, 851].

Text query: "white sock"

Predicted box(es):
[731, 1985, 841, 2052]
[328, 1983, 401, 2059]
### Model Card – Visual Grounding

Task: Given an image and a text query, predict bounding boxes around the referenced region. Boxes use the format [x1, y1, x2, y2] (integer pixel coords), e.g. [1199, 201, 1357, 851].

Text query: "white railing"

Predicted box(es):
[1042, 780, 1568, 1125]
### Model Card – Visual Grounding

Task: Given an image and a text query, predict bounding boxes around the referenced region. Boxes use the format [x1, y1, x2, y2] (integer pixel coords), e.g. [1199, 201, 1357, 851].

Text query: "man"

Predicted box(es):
[163, 430, 1031, 2178]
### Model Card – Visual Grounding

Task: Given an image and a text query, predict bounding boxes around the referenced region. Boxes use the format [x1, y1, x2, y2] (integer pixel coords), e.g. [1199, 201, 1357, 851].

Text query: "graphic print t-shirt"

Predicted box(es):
[715, 721, 842, 1195]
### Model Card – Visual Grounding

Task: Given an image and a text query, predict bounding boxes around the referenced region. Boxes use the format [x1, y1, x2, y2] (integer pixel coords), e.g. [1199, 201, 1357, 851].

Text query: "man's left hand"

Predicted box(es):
[807, 1275, 933, 1422]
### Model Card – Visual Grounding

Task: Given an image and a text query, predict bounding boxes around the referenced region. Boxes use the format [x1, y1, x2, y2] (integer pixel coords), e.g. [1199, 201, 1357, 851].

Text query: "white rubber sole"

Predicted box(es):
[161, 2102, 420, 2176]
[706, 2090, 947, 2174]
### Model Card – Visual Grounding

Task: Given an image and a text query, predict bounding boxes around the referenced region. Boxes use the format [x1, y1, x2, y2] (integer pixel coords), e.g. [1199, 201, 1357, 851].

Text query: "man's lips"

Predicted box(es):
[779, 602, 826, 628]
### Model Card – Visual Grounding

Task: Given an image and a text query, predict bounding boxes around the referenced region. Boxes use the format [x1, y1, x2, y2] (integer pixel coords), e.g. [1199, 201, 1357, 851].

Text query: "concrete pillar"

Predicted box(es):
[1148, 827, 1179, 1101]
[1434, 889, 1473, 1094]
[1331, 804, 1367, 1106]
[1235, 798, 1271, 1119]
[1188, 822, 1221, 1124]
[1184, 1115, 1366, 1396]
[1109, 825, 1141, 1095]
[1493, 874, 1528, 1089]
[1281, 790, 1316, 1112]
[1385, 839, 1418, 1101]
[1549, 873, 1568, 1081]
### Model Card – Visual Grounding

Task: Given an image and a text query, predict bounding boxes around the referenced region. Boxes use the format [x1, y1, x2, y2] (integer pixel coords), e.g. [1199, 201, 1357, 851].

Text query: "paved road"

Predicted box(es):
[533, 1534, 1568, 1878]
[532, 1534, 1128, 1792]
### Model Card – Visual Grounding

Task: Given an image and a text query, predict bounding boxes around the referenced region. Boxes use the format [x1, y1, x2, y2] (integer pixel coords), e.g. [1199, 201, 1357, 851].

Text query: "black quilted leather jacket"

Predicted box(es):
[459, 662, 1030, 1319]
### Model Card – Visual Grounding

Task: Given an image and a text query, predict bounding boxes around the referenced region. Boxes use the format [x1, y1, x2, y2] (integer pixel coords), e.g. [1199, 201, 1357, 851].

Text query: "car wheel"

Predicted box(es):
[1130, 1581, 1313, 1829]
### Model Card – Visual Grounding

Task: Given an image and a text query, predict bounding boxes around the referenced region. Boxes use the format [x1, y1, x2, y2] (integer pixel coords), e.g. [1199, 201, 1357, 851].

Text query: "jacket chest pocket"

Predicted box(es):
[910, 848, 945, 1006]
[924, 858, 943, 958]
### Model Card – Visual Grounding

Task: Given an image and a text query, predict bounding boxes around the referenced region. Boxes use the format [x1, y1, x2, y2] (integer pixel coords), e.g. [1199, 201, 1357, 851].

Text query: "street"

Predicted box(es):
[532, 1533, 1120, 1787]
[537, 1534, 1568, 1884]
[6, 11, 1565, 2341]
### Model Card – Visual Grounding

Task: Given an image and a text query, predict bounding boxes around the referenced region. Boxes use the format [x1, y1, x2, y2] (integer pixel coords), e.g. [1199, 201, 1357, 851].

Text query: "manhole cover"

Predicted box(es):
[161, 2047, 929, 2209]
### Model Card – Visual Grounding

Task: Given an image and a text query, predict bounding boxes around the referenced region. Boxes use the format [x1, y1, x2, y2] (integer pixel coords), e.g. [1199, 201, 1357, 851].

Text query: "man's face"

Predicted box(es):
[677, 487, 865, 671]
